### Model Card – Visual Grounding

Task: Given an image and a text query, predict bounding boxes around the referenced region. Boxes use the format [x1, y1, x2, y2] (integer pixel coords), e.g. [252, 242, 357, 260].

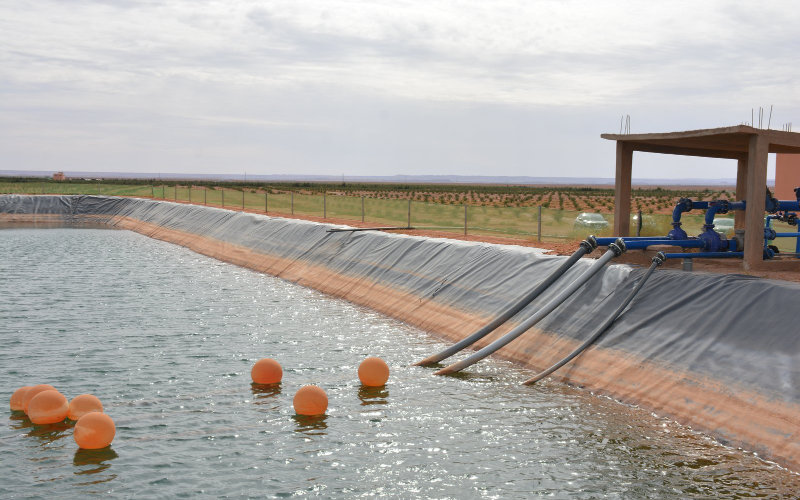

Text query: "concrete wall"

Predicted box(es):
[775, 153, 800, 199]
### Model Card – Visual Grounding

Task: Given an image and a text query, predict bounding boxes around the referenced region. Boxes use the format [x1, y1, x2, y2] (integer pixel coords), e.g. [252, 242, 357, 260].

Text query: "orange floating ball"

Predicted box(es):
[293, 385, 328, 416]
[22, 384, 57, 414]
[28, 390, 69, 425]
[68, 394, 104, 421]
[358, 357, 390, 387]
[10, 386, 32, 412]
[74, 412, 116, 450]
[251, 358, 283, 385]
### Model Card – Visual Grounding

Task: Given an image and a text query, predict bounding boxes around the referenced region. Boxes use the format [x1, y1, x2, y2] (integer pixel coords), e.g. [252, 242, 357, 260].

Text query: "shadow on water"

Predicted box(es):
[358, 386, 389, 406]
[415, 362, 444, 370]
[436, 371, 497, 383]
[292, 414, 328, 436]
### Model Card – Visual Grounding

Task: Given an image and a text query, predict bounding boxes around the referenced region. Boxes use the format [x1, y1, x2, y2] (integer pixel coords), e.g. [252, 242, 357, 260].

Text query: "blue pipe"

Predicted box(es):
[621, 238, 705, 250]
[664, 252, 744, 259]
[764, 210, 800, 259]
[671, 198, 708, 224]
[596, 196, 798, 258]
[704, 200, 746, 227]
[595, 237, 705, 250]
[669, 198, 709, 240]
[594, 236, 671, 246]
[765, 215, 779, 227]
[777, 200, 800, 211]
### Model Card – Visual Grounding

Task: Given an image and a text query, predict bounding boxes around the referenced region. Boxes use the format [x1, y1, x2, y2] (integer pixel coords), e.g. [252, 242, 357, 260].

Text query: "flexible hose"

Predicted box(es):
[522, 252, 665, 385]
[414, 236, 598, 366]
[434, 239, 626, 375]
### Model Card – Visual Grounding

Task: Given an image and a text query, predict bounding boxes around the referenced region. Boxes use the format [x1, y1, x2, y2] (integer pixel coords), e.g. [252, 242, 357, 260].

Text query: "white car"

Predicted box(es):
[712, 217, 734, 235]
[574, 212, 609, 230]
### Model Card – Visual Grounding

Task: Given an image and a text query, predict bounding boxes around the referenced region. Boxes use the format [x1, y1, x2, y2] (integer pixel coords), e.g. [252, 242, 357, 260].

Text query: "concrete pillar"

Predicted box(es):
[613, 141, 633, 236]
[734, 156, 747, 230]
[743, 135, 769, 270]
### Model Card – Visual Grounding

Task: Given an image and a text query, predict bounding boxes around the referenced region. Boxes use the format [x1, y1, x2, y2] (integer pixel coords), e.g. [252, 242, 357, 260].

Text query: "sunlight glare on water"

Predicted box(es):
[1, 228, 798, 498]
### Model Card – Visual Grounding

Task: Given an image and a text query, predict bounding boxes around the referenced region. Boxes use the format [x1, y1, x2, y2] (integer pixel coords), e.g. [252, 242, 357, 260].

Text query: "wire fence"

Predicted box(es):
[2, 180, 798, 251]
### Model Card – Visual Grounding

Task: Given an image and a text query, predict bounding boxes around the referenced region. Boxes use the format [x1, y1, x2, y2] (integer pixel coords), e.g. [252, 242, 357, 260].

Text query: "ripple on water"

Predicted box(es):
[1, 228, 798, 498]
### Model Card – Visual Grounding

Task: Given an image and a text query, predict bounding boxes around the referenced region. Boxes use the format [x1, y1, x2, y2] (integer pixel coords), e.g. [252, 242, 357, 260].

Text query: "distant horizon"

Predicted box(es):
[0, 169, 774, 187]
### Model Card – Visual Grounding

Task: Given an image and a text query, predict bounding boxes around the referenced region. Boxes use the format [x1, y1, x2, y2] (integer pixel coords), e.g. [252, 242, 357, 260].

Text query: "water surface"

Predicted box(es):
[1, 228, 797, 498]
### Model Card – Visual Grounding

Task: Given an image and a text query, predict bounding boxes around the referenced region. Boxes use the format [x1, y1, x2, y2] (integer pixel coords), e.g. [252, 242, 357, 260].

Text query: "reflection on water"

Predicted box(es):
[357, 386, 389, 406]
[73, 447, 118, 469]
[250, 383, 282, 400]
[9, 412, 33, 430]
[292, 415, 328, 436]
[73, 448, 118, 487]
[26, 421, 73, 443]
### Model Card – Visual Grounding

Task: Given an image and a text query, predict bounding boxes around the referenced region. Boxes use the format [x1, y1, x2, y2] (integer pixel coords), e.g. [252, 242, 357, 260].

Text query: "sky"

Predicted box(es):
[1, 0, 798, 180]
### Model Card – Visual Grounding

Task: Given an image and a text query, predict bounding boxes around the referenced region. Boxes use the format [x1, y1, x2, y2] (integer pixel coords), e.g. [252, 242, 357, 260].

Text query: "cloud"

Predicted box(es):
[1, 0, 798, 176]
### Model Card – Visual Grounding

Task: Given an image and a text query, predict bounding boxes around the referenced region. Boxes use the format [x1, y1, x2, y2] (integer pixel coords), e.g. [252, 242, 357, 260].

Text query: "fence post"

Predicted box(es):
[291, 191, 294, 215]
[464, 204, 468, 236]
[222, 189, 225, 207]
[265, 192, 268, 213]
[189, 186, 192, 203]
[174, 185, 177, 201]
[151, 185, 155, 198]
[162, 185, 165, 199]
[361, 196, 365, 223]
[242, 189, 245, 210]
[324, 192, 327, 218]
[204, 188, 207, 205]
[537, 206, 542, 242]
[636, 209, 643, 237]
[407, 199, 411, 228]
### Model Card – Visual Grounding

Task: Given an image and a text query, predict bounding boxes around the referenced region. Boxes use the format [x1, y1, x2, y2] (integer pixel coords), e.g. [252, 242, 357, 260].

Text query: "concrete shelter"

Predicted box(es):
[602, 126, 800, 270]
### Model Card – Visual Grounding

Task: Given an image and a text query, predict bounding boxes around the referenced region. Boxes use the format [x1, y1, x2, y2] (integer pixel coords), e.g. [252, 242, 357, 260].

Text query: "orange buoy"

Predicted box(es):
[68, 394, 104, 421]
[358, 357, 390, 387]
[22, 384, 57, 414]
[10, 386, 32, 411]
[74, 412, 116, 449]
[293, 385, 328, 416]
[28, 390, 69, 425]
[251, 358, 283, 385]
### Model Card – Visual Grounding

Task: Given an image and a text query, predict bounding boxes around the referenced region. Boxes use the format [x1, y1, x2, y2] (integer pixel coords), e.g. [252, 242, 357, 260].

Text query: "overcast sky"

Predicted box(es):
[1, 1, 798, 180]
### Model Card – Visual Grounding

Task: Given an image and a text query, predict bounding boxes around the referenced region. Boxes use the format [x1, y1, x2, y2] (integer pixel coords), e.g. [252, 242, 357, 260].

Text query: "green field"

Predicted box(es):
[2, 179, 798, 253]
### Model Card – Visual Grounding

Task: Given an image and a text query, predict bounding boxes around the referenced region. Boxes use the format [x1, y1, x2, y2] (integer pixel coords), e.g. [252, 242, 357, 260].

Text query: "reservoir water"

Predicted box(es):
[1, 228, 798, 498]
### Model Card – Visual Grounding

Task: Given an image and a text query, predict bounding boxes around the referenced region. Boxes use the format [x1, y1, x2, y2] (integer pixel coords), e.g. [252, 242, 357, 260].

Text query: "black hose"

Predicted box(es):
[414, 236, 598, 366]
[522, 252, 665, 385]
[435, 239, 627, 375]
